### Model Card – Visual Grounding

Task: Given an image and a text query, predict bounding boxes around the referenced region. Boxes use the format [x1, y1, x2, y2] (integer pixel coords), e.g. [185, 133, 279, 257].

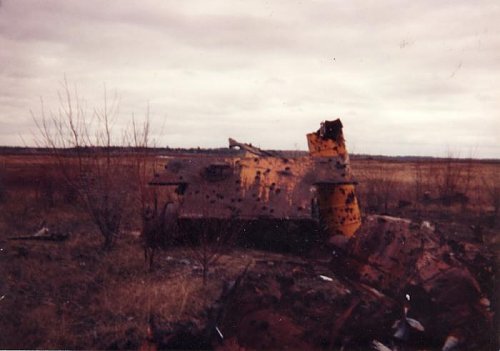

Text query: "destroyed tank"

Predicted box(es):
[150, 119, 361, 249]
[146, 120, 496, 349]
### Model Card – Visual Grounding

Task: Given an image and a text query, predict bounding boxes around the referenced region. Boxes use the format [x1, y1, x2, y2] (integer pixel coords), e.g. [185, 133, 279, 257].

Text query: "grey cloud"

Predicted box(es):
[0, 0, 499, 158]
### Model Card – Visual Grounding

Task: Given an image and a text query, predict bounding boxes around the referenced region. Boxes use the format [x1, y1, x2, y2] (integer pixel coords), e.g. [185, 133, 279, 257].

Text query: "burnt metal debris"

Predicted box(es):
[140, 217, 495, 350]
[150, 119, 361, 240]
[8, 226, 68, 242]
[140, 216, 495, 350]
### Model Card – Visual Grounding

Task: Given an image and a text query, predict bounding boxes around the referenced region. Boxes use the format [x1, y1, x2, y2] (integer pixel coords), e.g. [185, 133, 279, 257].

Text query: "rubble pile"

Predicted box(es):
[143, 215, 495, 350]
[331, 215, 496, 349]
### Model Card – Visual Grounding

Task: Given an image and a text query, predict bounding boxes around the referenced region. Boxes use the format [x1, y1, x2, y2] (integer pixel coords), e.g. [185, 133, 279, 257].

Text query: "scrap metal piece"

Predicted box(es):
[8, 227, 68, 241]
[306, 119, 348, 158]
[228, 138, 276, 157]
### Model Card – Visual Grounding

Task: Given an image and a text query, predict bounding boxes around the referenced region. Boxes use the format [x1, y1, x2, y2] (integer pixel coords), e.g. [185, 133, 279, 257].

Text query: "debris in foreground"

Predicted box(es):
[141, 215, 495, 350]
[8, 226, 68, 242]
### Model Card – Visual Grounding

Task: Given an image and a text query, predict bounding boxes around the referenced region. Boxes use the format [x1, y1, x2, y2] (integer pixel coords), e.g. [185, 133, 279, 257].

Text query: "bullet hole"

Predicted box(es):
[176, 183, 187, 195]
[346, 192, 355, 205]
[275, 188, 281, 194]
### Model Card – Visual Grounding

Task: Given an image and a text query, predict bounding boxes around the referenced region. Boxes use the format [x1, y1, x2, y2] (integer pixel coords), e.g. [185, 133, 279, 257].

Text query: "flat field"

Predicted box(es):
[0, 151, 498, 349]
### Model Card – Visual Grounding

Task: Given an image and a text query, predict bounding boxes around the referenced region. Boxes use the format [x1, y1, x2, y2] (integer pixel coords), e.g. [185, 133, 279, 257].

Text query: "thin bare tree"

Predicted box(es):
[32, 79, 146, 249]
[187, 218, 239, 285]
[142, 199, 174, 271]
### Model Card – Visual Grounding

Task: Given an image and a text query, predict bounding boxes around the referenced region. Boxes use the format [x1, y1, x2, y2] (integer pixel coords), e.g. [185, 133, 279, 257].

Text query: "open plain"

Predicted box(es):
[0, 150, 498, 350]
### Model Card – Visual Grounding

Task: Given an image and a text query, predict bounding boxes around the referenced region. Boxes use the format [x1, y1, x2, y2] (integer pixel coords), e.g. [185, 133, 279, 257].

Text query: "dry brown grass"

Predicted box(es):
[353, 158, 500, 218]
[0, 169, 253, 349]
[0, 153, 498, 349]
[0, 222, 247, 348]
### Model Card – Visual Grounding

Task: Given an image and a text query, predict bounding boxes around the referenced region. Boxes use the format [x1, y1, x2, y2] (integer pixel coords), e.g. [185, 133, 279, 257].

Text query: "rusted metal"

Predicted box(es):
[150, 119, 361, 240]
[307, 120, 361, 237]
[330, 215, 495, 348]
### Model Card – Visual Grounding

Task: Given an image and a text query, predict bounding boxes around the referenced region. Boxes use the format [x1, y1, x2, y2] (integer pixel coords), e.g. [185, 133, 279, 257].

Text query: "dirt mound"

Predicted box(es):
[209, 215, 495, 350]
[212, 258, 396, 350]
[333, 215, 495, 348]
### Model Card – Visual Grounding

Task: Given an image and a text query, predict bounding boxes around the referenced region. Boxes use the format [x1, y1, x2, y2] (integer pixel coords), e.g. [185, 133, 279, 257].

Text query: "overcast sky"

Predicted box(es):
[1, 0, 499, 157]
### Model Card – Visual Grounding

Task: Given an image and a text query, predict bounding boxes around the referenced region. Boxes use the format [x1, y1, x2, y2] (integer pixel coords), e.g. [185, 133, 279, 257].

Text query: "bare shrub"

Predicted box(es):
[413, 161, 425, 208]
[32, 79, 148, 249]
[431, 153, 473, 208]
[436, 158, 462, 204]
[187, 218, 238, 285]
[412, 154, 475, 212]
[128, 109, 157, 212]
[482, 177, 500, 218]
[357, 170, 399, 214]
[124, 110, 175, 270]
[142, 199, 179, 271]
[412, 160, 439, 215]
